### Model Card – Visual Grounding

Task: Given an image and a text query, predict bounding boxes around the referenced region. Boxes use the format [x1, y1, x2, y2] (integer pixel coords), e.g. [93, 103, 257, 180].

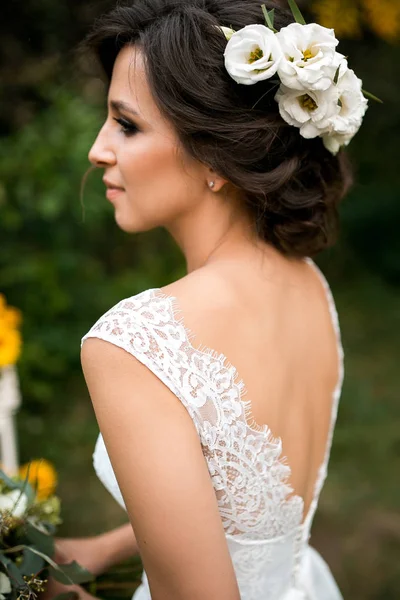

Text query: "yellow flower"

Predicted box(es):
[312, 0, 400, 42]
[0, 327, 22, 368]
[19, 459, 58, 501]
[312, 0, 362, 38]
[1, 307, 22, 329]
[363, 0, 400, 42]
[0, 295, 22, 367]
[0, 295, 22, 327]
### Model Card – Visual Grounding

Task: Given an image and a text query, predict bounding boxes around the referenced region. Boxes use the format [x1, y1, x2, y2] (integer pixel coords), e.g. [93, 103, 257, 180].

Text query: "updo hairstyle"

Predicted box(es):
[82, 0, 354, 257]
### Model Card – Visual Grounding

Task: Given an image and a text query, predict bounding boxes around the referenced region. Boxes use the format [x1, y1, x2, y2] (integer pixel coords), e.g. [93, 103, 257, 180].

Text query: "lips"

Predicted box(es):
[106, 187, 124, 202]
[103, 178, 125, 191]
[103, 178, 125, 202]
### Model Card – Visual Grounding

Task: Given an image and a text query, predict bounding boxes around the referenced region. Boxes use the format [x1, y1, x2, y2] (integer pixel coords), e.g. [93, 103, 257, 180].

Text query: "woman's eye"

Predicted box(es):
[113, 117, 138, 136]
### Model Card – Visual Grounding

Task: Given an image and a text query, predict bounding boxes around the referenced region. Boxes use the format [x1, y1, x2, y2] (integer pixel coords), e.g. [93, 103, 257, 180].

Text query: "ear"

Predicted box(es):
[206, 167, 229, 193]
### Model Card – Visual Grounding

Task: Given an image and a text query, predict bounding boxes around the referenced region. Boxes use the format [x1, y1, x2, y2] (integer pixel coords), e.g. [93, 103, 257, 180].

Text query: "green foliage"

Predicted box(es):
[287, 0, 307, 25]
[337, 38, 400, 285]
[0, 472, 94, 599]
[0, 87, 184, 410]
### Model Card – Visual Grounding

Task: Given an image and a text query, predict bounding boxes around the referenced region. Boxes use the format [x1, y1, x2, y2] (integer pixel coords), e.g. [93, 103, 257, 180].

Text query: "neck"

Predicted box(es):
[164, 192, 259, 274]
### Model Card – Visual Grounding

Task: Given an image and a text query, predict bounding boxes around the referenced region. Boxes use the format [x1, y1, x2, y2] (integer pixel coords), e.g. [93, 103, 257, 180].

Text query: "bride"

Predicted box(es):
[44, 0, 368, 598]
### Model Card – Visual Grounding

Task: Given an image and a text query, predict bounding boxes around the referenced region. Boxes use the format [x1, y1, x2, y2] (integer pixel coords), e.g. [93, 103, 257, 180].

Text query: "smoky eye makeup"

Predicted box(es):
[113, 116, 140, 136]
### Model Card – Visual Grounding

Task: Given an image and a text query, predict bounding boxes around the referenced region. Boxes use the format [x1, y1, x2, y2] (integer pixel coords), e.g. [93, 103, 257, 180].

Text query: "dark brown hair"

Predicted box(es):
[82, 0, 353, 257]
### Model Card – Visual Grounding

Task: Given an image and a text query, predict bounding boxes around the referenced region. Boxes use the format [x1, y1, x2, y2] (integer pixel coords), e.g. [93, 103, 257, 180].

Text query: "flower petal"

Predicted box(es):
[224, 24, 283, 85]
[0, 573, 12, 595]
[276, 22, 340, 91]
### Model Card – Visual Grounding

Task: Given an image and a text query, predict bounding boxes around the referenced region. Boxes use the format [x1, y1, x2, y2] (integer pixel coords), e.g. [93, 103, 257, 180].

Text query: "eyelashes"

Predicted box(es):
[113, 117, 139, 136]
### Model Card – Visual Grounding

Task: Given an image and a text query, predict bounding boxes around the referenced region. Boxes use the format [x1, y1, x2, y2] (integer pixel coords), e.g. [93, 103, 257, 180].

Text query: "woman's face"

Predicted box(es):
[88, 45, 210, 233]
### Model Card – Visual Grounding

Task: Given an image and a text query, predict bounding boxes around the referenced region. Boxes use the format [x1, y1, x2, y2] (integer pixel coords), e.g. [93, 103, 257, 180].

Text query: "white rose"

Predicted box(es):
[276, 23, 346, 91]
[224, 24, 283, 85]
[0, 573, 12, 600]
[275, 84, 340, 139]
[322, 68, 368, 153]
[0, 489, 28, 518]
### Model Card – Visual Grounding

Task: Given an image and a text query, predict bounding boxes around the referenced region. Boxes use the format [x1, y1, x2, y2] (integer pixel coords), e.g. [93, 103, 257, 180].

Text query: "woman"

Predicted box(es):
[45, 0, 368, 598]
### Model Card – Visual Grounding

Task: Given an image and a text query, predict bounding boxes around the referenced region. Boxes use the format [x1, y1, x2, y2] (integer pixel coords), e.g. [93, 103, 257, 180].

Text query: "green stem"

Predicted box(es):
[261, 5, 278, 32]
[287, 0, 307, 25]
[362, 89, 384, 103]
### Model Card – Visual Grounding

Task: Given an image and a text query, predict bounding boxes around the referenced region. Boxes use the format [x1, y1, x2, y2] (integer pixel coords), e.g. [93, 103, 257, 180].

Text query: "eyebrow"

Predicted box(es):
[110, 100, 139, 116]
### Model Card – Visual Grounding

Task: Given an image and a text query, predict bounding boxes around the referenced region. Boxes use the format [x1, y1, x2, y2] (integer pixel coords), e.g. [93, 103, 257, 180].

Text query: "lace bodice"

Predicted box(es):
[81, 257, 344, 600]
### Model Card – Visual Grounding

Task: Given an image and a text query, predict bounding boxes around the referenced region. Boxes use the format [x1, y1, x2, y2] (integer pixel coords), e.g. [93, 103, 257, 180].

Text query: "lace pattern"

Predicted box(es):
[82, 257, 344, 599]
[83, 287, 306, 540]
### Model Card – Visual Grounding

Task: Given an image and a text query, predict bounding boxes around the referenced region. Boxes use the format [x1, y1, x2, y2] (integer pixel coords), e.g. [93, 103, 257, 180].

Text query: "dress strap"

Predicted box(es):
[301, 258, 345, 539]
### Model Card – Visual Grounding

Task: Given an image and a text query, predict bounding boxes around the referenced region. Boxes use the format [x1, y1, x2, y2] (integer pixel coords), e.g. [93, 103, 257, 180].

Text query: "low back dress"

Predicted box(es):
[81, 257, 344, 600]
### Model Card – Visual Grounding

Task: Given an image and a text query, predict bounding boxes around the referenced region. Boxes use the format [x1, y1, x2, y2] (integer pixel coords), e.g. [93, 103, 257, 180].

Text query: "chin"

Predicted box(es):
[114, 213, 154, 234]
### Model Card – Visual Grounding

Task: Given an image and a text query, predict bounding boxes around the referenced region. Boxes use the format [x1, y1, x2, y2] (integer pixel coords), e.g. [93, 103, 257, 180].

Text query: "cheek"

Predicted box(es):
[119, 134, 200, 221]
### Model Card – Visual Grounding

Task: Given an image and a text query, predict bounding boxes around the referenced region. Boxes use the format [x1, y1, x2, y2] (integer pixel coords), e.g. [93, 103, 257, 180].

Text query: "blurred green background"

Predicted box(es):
[0, 0, 399, 598]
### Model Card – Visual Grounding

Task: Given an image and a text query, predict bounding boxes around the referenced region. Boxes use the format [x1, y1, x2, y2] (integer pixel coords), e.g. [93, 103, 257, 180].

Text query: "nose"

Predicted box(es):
[88, 122, 116, 168]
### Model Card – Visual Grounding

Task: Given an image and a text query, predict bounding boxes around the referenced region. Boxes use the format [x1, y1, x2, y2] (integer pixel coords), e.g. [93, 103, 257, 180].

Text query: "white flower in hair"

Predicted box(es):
[323, 131, 353, 155]
[276, 23, 347, 91]
[219, 26, 235, 41]
[224, 24, 283, 85]
[275, 84, 340, 139]
[219, 1, 377, 154]
[323, 68, 369, 154]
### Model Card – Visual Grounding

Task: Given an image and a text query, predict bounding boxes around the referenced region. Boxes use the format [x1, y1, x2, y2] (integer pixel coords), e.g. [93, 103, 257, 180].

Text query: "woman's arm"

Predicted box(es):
[81, 338, 241, 600]
[96, 522, 140, 568]
[39, 524, 140, 600]
[54, 522, 140, 577]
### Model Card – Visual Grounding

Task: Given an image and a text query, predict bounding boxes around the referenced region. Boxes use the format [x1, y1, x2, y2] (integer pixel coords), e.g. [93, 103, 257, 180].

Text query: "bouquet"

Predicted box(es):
[0, 459, 94, 600]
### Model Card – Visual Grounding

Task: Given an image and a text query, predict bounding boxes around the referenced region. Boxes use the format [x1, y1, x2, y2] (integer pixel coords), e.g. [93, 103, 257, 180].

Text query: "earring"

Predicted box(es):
[209, 181, 215, 189]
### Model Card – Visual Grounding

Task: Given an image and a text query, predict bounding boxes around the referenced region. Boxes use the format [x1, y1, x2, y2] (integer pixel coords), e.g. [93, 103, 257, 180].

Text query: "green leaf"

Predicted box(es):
[0, 554, 13, 569]
[15, 545, 59, 569]
[268, 8, 275, 28]
[0, 469, 20, 491]
[15, 460, 35, 506]
[52, 593, 79, 600]
[287, 0, 307, 25]
[261, 4, 278, 32]
[0, 554, 26, 586]
[13, 547, 92, 585]
[0, 469, 18, 490]
[49, 561, 95, 586]
[19, 548, 45, 576]
[333, 64, 341, 85]
[25, 521, 55, 557]
[362, 89, 384, 104]
[0, 468, 35, 505]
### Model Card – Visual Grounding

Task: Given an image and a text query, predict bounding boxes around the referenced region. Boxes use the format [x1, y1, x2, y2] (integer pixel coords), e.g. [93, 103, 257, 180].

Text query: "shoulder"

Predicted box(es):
[82, 263, 242, 344]
[80, 284, 192, 437]
[157, 266, 241, 343]
[80, 269, 237, 405]
[80, 287, 165, 398]
[160, 266, 234, 308]
[80, 287, 160, 348]
[79, 268, 231, 383]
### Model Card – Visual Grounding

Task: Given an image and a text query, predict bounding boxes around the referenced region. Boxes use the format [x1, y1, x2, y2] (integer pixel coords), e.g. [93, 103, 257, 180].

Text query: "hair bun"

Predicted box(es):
[83, 0, 354, 257]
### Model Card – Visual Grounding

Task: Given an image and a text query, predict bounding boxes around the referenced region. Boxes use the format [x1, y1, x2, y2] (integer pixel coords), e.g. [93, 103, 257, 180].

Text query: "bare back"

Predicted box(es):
[159, 251, 341, 523]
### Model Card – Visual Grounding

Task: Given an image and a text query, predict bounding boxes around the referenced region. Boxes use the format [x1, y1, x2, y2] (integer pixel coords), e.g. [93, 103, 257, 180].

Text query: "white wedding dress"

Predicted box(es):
[81, 257, 344, 600]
